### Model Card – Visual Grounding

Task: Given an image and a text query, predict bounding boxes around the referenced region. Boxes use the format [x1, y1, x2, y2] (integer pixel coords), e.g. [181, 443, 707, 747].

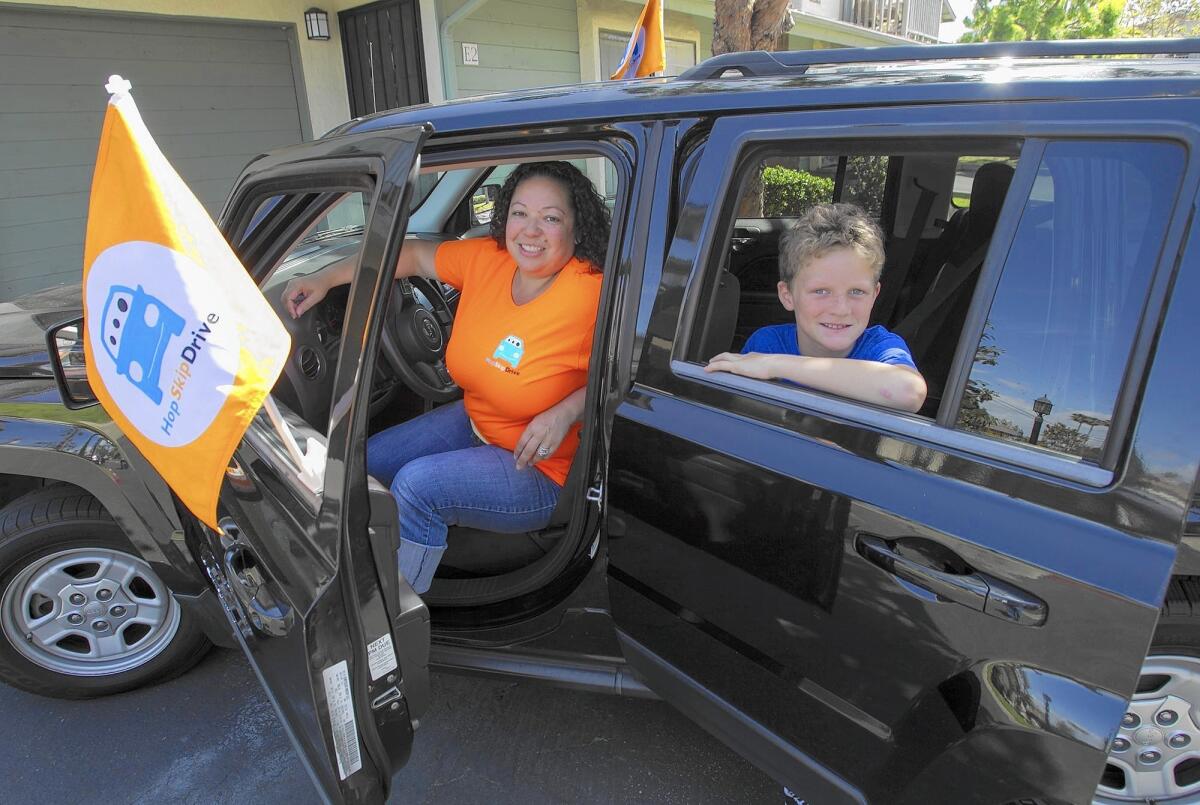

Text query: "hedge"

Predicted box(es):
[760, 166, 834, 218]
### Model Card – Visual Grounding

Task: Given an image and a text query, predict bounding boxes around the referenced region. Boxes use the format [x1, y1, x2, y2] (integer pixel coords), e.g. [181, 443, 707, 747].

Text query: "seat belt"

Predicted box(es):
[894, 240, 991, 360]
[875, 178, 938, 327]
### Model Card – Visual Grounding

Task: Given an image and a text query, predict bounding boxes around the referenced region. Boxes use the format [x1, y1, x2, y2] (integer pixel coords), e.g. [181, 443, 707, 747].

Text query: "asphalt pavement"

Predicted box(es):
[1, 647, 781, 804]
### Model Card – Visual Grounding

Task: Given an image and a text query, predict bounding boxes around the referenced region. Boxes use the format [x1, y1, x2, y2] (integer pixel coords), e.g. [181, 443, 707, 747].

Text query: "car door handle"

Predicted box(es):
[856, 534, 1047, 627]
[218, 522, 295, 637]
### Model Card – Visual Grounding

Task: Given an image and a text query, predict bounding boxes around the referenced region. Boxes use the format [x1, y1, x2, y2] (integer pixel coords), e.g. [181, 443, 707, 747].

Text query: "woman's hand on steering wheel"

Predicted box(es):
[282, 272, 332, 319]
[281, 276, 326, 319]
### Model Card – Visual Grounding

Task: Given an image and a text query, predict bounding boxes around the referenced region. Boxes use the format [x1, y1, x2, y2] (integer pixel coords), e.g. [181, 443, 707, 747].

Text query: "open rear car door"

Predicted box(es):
[179, 126, 432, 803]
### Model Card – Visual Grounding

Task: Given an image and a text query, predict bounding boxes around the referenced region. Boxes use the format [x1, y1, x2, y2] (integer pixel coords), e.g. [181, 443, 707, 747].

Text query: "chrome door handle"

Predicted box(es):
[856, 534, 1046, 627]
[219, 519, 294, 636]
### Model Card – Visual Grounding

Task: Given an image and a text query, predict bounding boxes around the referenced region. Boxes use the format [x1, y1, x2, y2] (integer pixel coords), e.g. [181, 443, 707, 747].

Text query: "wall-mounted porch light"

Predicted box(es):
[304, 8, 330, 40]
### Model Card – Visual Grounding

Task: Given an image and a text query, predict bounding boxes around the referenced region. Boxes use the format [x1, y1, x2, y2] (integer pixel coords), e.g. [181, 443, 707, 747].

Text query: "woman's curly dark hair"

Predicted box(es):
[488, 161, 611, 271]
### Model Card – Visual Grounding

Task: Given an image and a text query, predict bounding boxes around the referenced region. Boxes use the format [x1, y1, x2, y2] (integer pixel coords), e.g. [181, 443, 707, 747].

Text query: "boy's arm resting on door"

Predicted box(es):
[705, 352, 928, 413]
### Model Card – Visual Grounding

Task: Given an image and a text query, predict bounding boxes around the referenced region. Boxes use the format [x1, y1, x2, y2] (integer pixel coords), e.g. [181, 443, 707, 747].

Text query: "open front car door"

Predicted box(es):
[180, 126, 432, 803]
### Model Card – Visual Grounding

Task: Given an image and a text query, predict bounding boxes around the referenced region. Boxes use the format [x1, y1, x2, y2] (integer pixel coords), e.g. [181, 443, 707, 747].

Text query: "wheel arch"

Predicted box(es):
[0, 417, 233, 647]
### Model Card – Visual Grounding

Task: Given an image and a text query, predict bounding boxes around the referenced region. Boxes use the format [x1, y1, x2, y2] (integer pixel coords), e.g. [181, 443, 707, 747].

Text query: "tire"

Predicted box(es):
[0, 484, 210, 698]
[1095, 577, 1200, 804]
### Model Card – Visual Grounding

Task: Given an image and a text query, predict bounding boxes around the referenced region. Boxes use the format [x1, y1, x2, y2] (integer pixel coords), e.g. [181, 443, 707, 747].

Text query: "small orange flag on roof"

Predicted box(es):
[82, 76, 290, 528]
[610, 0, 666, 79]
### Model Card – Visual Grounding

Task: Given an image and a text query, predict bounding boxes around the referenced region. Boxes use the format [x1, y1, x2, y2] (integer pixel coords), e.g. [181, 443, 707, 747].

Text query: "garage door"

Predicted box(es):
[0, 8, 306, 300]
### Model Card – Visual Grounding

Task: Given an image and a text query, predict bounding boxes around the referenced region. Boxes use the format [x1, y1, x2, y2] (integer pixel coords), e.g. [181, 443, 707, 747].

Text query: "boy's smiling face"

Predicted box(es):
[778, 246, 880, 359]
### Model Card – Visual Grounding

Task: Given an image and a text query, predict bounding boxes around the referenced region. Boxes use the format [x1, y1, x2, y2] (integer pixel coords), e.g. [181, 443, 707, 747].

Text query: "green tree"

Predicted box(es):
[958, 380, 997, 432]
[960, 0, 1124, 42]
[842, 156, 889, 220]
[956, 324, 1004, 434]
[1040, 421, 1089, 454]
[1122, 0, 1200, 36]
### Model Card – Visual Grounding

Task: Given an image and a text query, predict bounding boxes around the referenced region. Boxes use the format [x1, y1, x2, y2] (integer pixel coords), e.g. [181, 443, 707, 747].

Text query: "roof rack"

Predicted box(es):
[676, 38, 1200, 81]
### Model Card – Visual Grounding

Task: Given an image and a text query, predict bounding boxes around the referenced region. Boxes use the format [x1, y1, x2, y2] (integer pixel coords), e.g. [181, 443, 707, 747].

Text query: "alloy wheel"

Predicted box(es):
[1, 546, 180, 677]
[1095, 654, 1200, 803]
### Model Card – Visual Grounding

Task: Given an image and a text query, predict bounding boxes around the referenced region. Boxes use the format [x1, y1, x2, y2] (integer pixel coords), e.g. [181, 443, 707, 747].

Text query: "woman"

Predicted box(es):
[282, 161, 610, 593]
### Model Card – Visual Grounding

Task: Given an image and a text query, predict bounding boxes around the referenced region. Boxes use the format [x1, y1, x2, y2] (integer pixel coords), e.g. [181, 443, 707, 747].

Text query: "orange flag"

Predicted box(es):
[610, 0, 665, 79]
[82, 76, 289, 527]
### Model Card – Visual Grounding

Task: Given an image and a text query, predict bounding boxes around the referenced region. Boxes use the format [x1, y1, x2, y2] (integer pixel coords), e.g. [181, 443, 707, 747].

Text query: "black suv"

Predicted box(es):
[2, 38, 1200, 805]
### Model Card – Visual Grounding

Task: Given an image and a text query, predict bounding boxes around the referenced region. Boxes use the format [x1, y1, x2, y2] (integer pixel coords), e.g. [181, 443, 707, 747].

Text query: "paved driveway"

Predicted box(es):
[2, 647, 780, 804]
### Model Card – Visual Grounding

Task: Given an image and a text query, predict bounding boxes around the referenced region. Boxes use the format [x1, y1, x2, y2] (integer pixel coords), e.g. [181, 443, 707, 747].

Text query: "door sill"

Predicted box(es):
[429, 643, 657, 699]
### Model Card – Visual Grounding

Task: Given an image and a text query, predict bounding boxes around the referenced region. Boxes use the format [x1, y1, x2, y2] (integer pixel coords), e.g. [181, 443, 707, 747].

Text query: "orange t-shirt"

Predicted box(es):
[435, 238, 601, 486]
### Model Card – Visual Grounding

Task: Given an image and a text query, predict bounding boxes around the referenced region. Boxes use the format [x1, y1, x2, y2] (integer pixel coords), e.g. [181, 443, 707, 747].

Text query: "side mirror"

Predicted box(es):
[469, 184, 499, 227]
[47, 318, 98, 409]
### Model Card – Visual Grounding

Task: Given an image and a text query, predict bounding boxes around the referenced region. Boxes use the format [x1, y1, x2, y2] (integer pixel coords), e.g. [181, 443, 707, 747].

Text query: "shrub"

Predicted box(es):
[761, 166, 834, 217]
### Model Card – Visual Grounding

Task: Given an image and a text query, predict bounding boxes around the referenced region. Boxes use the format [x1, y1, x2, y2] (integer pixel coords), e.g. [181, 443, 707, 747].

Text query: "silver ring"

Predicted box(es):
[536, 446, 551, 457]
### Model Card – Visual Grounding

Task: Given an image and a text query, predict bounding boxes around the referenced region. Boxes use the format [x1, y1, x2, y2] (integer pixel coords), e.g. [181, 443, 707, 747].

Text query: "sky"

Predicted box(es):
[939, 0, 975, 42]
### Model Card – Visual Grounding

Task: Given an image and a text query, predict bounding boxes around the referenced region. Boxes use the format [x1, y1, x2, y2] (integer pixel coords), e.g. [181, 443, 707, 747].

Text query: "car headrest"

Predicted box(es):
[964, 161, 1015, 241]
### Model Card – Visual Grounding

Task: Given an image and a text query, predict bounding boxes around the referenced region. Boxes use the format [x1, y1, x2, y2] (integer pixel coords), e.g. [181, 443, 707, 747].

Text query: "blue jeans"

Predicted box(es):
[366, 401, 561, 593]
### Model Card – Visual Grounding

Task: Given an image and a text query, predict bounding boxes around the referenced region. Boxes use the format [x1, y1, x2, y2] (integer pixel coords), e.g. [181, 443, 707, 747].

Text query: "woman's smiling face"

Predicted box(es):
[504, 176, 576, 279]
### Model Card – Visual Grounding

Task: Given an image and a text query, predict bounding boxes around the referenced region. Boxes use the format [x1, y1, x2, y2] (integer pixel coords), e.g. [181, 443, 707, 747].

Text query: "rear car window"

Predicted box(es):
[954, 140, 1186, 461]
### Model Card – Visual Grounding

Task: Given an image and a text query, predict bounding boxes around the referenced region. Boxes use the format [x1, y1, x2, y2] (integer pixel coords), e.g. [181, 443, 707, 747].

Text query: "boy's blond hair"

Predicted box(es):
[779, 202, 885, 284]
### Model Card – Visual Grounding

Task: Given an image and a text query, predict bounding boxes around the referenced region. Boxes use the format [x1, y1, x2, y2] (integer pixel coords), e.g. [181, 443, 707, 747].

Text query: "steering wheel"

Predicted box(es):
[262, 283, 343, 430]
[379, 276, 459, 402]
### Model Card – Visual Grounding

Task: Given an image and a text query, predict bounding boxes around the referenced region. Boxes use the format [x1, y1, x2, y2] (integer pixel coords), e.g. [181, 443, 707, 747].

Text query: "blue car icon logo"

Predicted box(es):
[491, 334, 524, 369]
[100, 284, 185, 405]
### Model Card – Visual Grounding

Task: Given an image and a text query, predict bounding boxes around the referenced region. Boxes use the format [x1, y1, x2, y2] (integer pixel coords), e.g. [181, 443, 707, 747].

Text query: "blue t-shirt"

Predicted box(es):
[741, 324, 917, 370]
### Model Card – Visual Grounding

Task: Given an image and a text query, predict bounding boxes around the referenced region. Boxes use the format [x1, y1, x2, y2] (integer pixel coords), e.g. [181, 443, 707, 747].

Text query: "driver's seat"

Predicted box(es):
[436, 457, 584, 577]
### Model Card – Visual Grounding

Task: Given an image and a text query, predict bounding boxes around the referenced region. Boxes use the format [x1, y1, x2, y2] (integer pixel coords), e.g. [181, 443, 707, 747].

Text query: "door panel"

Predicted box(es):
[184, 127, 431, 803]
[607, 103, 1197, 804]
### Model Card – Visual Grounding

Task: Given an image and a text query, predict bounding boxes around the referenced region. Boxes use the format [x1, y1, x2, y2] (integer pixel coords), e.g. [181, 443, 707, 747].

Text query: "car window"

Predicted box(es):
[409, 171, 442, 211]
[245, 191, 371, 439]
[282, 192, 369, 262]
[243, 195, 283, 241]
[412, 156, 615, 236]
[954, 140, 1185, 461]
[692, 141, 1019, 395]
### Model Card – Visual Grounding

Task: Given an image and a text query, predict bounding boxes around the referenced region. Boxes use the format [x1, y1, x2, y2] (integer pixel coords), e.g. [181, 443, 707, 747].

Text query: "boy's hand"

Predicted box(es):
[704, 352, 779, 380]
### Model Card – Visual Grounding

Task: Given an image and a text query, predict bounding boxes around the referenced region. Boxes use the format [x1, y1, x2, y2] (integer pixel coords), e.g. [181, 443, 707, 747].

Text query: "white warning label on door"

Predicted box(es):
[366, 633, 399, 682]
[322, 660, 362, 780]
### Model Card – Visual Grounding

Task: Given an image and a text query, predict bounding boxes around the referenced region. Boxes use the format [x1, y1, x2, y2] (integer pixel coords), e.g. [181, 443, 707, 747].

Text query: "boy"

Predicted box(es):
[706, 202, 927, 413]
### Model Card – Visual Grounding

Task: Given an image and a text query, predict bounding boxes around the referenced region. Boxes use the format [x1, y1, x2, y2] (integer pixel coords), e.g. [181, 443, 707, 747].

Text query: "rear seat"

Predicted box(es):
[894, 161, 1015, 414]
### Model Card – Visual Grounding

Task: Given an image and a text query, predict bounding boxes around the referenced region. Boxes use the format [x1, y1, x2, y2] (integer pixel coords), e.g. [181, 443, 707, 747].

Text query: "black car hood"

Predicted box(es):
[0, 283, 82, 379]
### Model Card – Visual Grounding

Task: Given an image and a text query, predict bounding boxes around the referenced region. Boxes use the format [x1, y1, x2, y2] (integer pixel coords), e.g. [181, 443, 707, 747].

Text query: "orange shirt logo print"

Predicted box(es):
[486, 334, 524, 375]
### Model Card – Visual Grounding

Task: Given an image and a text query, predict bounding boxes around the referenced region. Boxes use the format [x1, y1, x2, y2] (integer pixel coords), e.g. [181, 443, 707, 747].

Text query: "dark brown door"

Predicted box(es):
[340, 0, 428, 118]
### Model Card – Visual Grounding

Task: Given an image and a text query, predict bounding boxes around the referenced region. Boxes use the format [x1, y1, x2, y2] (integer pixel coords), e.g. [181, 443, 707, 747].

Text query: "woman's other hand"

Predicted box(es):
[514, 387, 587, 470]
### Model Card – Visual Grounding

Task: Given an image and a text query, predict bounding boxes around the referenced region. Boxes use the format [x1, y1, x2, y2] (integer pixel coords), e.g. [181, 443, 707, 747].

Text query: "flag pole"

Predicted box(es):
[262, 395, 325, 493]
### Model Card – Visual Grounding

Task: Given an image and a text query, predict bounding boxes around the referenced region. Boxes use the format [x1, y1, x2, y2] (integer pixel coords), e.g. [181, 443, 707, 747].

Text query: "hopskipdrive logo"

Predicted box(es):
[485, 334, 524, 375]
[86, 241, 240, 448]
